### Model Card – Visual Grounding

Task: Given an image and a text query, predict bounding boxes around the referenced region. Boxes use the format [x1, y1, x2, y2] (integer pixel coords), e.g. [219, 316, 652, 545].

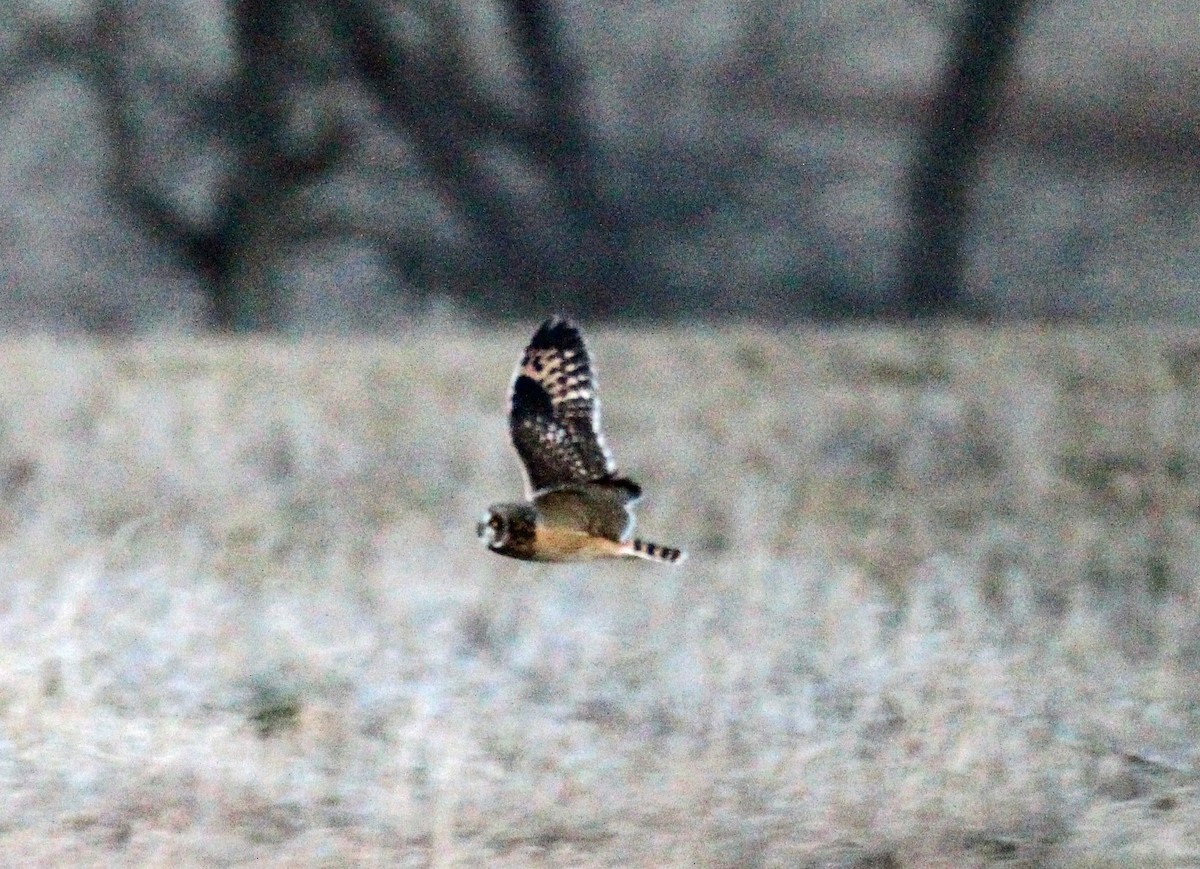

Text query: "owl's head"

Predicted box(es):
[477, 502, 536, 558]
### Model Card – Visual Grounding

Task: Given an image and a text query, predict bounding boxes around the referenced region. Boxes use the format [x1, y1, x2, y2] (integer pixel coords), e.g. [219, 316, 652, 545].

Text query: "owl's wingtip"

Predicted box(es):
[529, 316, 584, 350]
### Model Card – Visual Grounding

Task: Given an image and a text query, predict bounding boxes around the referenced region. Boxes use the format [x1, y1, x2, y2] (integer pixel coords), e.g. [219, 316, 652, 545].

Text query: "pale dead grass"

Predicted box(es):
[0, 326, 1198, 866]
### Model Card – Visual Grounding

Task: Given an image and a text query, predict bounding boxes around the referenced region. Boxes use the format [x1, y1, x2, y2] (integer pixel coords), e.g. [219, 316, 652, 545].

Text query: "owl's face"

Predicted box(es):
[477, 502, 536, 557]
[477, 508, 508, 550]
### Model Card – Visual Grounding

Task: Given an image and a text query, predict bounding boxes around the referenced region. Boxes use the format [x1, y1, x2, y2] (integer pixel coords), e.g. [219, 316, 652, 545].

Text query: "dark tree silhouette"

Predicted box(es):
[10, 0, 649, 329]
[898, 0, 1033, 318]
[92, 0, 344, 330]
[322, 0, 643, 319]
[322, 0, 535, 315]
[503, 0, 640, 318]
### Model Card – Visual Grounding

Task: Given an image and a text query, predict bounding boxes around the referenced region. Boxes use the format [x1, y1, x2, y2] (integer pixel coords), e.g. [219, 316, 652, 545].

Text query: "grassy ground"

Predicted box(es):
[0, 326, 1198, 866]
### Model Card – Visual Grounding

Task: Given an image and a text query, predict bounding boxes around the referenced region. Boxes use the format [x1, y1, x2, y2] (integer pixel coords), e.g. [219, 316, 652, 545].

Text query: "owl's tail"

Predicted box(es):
[625, 538, 687, 565]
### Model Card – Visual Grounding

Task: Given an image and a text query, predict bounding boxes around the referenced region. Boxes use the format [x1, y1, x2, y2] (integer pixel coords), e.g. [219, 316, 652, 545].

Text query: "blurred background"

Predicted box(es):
[0, 0, 1197, 332]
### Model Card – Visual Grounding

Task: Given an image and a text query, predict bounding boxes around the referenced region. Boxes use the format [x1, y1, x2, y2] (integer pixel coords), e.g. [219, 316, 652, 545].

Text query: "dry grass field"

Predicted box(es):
[0, 326, 1199, 867]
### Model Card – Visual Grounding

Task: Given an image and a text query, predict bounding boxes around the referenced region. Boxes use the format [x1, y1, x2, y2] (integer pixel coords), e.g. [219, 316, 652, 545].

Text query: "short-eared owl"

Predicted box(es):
[478, 317, 686, 564]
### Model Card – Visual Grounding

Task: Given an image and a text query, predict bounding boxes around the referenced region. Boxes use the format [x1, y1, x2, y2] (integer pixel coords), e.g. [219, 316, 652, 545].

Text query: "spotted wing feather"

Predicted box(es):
[509, 318, 619, 495]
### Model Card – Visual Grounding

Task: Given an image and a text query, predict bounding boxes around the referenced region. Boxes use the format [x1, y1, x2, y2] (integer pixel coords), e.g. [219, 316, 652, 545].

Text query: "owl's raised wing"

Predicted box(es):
[508, 317, 621, 496]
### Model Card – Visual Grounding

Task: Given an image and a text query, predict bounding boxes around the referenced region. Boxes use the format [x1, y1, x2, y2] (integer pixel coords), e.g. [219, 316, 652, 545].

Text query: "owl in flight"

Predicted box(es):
[478, 317, 686, 564]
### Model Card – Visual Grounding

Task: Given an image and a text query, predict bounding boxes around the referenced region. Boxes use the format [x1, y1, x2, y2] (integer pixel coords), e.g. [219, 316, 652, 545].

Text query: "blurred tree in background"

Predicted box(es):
[0, 0, 1196, 330]
[898, 0, 1032, 318]
[321, 0, 647, 324]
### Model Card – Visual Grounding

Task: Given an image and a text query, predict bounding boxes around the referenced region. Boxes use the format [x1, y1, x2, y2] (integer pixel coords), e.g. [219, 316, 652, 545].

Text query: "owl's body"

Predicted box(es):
[478, 318, 685, 565]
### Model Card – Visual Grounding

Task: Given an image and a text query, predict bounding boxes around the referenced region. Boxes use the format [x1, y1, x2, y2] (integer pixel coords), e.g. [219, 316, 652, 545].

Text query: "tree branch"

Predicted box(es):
[320, 0, 556, 314]
[91, 0, 220, 281]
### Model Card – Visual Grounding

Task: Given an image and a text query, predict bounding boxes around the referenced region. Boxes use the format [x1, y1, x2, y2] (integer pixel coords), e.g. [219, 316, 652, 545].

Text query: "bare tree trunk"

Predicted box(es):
[898, 0, 1033, 319]
[213, 0, 292, 329]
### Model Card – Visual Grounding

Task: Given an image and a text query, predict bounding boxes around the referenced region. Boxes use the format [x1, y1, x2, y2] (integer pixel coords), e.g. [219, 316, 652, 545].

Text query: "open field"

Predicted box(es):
[0, 326, 1198, 866]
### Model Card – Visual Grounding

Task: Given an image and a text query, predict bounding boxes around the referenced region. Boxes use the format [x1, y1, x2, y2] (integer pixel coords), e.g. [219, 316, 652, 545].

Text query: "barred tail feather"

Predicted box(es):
[626, 538, 687, 564]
